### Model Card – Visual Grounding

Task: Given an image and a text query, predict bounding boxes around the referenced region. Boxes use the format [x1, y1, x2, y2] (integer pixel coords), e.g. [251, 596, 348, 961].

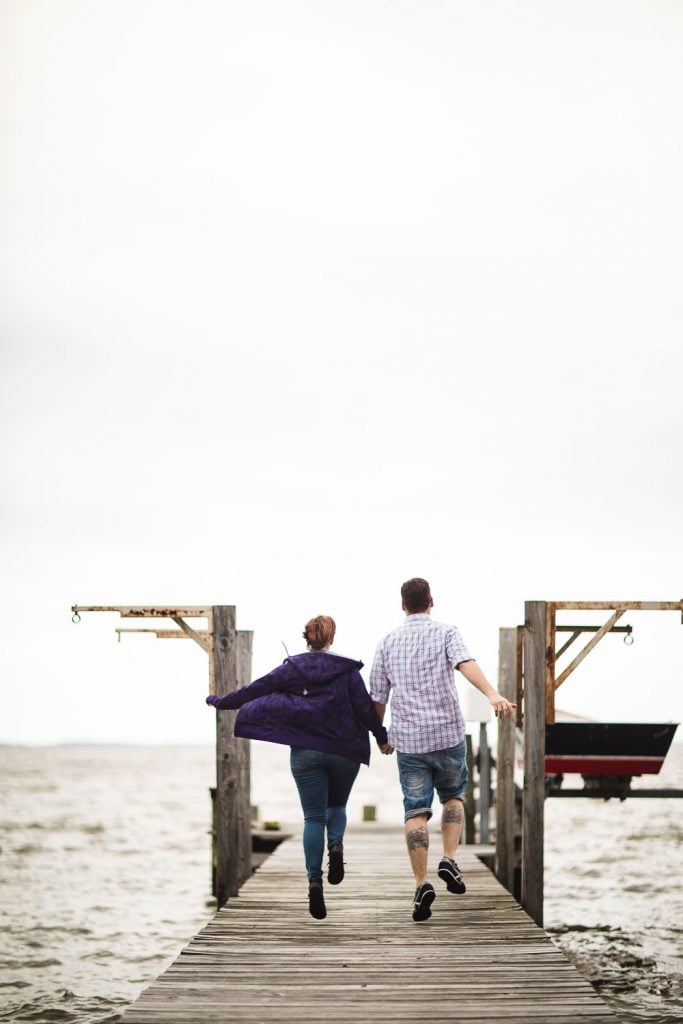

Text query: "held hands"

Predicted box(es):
[378, 742, 395, 755]
[489, 693, 517, 719]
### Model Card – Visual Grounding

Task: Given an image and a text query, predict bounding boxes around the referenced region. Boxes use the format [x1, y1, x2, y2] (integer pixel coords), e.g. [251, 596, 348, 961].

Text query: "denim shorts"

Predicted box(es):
[397, 740, 468, 821]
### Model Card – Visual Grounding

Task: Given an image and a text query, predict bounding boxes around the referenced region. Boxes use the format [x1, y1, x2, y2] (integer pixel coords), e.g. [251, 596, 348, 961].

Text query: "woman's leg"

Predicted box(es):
[325, 755, 360, 845]
[290, 748, 329, 881]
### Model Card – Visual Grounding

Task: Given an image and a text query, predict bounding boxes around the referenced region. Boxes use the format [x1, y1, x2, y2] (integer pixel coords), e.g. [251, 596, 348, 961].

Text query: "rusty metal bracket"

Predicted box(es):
[555, 623, 633, 661]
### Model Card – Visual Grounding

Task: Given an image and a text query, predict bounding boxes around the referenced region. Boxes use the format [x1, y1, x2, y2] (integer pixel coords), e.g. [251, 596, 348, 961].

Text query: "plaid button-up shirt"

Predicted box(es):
[369, 614, 473, 754]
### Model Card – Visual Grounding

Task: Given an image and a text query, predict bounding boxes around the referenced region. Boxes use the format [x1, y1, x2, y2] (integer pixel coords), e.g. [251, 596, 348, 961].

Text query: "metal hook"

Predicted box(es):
[72, 611, 81, 624]
[623, 629, 634, 645]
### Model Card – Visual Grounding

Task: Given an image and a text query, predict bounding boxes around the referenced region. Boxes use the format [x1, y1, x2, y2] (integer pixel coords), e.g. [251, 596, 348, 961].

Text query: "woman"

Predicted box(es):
[205, 615, 388, 920]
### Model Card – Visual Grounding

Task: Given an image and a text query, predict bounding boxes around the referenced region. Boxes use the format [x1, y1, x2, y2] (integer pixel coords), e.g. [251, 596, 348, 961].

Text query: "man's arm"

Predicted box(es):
[348, 673, 388, 746]
[371, 701, 393, 754]
[369, 642, 394, 753]
[457, 659, 516, 719]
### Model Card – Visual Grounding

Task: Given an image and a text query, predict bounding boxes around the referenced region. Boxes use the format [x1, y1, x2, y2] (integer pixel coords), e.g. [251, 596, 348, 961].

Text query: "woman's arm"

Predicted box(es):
[206, 663, 290, 710]
[348, 672, 389, 745]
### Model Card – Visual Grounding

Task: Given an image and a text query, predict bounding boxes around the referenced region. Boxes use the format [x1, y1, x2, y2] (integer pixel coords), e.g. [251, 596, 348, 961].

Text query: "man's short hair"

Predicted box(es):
[401, 577, 432, 613]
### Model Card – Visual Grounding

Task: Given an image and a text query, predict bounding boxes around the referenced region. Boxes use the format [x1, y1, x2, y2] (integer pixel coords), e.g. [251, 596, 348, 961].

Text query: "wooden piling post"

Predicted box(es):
[522, 601, 547, 926]
[479, 722, 491, 844]
[212, 606, 253, 909]
[209, 786, 217, 897]
[235, 629, 253, 888]
[464, 734, 476, 844]
[495, 626, 517, 892]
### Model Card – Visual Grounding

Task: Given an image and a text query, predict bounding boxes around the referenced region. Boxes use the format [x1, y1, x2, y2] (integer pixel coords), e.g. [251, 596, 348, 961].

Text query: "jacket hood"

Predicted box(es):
[286, 651, 363, 684]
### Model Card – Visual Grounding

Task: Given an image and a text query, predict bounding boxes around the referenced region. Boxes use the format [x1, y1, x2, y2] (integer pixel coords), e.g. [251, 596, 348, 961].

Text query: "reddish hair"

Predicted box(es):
[303, 615, 336, 651]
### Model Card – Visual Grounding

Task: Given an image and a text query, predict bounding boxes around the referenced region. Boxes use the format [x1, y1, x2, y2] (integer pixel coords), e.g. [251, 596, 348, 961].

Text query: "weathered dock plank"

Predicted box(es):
[122, 828, 619, 1023]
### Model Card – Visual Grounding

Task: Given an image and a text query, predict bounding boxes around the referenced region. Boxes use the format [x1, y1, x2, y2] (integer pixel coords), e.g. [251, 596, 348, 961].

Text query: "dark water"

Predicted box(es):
[1, 743, 681, 1023]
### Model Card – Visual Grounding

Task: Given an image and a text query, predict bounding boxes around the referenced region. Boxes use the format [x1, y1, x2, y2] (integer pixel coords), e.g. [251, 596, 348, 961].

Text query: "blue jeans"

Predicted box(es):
[290, 748, 360, 880]
[397, 741, 468, 822]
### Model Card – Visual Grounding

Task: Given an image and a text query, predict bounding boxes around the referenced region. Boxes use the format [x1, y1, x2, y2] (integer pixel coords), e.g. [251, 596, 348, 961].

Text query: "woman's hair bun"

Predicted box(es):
[303, 615, 336, 651]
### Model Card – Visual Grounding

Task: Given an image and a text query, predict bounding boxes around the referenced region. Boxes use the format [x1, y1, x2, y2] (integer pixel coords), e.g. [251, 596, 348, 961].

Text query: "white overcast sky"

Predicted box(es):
[1, 0, 682, 745]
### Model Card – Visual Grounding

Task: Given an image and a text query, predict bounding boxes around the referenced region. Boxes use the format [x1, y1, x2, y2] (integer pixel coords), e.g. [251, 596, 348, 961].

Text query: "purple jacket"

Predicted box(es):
[206, 651, 388, 765]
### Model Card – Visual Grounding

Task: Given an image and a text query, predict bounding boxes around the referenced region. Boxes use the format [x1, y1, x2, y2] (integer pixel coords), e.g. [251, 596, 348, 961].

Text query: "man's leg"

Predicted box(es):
[441, 798, 464, 859]
[405, 814, 430, 885]
[434, 741, 468, 895]
[397, 751, 434, 884]
[396, 751, 438, 919]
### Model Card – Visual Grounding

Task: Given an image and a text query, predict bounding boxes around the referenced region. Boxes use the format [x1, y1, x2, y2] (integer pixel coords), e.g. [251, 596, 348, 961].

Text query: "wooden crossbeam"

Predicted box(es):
[554, 601, 683, 611]
[72, 605, 211, 617]
[115, 629, 209, 639]
[554, 609, 625, 690]
[171, 615, 210, 652]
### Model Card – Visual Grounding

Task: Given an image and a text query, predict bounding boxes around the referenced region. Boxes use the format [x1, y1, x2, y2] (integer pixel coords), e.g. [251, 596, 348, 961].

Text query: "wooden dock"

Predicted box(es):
[122, 826, 620, 1024]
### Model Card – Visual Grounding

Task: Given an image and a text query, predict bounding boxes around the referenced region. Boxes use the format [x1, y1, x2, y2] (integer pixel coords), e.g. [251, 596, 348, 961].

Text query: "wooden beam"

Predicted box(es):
[522, 601, 546, 927]
[464, 735, 475, 844]
[171, 616, 209, 652]
[554, 609, 625, 690]
[553, 601, 683, 611]
[479, 722, 491, 844]
[115, 629, 209, 639]
[515, 625, 524, 729]
[212, 606, 252, 909]
[556, 624, 633, 631]
[555, 629, 582, 661]
[234, 630, 253, 890]
[495, 627, 517, 894]
[72, 605, 211, 618]
[213, 605, 237, 909]
[545, 603, 556, 724]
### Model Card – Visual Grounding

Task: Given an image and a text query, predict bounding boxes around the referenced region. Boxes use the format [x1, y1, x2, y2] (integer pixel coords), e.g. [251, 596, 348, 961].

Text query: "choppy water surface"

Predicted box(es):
[1, 743, 681, 1024]
[544, 746, 683, 1024]
[0, 746, 215, 1024]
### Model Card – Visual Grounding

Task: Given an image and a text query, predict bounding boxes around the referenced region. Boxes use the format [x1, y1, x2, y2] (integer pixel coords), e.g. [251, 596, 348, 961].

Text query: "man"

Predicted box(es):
[369, 577, 515, 922]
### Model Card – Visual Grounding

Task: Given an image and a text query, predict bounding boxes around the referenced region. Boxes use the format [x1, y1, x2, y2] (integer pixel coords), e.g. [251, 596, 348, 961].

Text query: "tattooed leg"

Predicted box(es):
[404, 815, 430, 885]
[441, 799, 464, 859]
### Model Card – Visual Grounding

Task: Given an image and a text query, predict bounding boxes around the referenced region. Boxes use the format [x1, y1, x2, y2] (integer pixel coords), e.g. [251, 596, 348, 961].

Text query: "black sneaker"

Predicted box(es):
[412, 881, 436, 922]
[308, 878, 327, 919]
[327, 841, 344, 885]
[437, 857, 466, 894]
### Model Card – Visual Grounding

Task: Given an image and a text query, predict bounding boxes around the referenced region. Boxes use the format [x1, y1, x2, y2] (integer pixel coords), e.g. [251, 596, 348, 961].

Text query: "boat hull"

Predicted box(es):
[544, 722, 679, 777]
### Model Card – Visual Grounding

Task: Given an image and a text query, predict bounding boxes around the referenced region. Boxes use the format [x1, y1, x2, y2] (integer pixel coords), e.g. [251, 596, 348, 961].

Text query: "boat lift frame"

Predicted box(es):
[71, 603, 252, 910]
[497, 600, 683, 927]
